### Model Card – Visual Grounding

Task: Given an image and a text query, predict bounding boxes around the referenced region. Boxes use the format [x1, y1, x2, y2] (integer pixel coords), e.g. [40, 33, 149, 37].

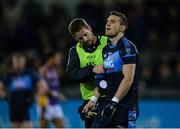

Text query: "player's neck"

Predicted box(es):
[110, 32, 124, 44]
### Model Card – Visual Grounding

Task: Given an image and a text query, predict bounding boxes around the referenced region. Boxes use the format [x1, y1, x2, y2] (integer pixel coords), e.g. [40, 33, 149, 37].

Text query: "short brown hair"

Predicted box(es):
[109, 11, 128, 29]
[68, 18, 88, 35]
[13, 52, 25, 59]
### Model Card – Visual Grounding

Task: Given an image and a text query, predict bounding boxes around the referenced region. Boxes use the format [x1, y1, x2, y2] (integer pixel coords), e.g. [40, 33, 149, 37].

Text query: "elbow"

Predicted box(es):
[125, 78, 134, 86]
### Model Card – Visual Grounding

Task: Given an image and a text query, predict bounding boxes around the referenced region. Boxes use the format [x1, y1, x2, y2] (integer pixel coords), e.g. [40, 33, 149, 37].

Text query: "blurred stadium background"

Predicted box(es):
[0, 0, 180, 128]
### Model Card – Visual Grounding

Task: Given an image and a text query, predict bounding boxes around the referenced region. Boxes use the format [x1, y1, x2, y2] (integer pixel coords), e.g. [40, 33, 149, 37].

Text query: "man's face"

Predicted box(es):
[73, 27, 94, 48]
[53, 53, 62, 66]
[105, 15, 121, 38]
[12, 56, 26, 69]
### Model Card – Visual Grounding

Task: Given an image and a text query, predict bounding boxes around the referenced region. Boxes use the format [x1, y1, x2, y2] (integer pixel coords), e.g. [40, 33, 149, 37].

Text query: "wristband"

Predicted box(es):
[112, 96, 119, 103]
[90, 96, 98, 103]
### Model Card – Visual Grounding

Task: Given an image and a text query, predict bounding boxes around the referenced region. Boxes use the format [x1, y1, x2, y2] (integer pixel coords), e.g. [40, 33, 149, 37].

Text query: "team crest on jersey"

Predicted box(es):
[126, 48, 131, 54]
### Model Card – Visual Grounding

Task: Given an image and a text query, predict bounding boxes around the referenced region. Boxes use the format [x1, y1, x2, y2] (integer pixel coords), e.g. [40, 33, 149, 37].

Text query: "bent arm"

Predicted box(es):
[66, 47, 95, 82]
[114, 64, 136, 101]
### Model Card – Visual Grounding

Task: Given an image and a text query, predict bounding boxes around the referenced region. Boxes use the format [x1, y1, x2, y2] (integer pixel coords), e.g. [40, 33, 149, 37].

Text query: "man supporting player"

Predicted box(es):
[83, 11, 139, 128]
[66, 18, 107, 128]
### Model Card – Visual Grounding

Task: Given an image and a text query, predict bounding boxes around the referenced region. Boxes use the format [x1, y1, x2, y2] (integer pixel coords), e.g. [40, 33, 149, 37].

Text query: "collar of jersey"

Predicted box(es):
[107, 36, 124, 48]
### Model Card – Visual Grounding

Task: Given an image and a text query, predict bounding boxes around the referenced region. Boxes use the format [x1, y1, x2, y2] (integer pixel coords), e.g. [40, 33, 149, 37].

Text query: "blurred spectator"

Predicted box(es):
[166, 31, 179, 51]
[167, 6, 179, 31]
[146, 29, 161, 50]
[140, 65, 154, 89]
[156, 62, 174, 89]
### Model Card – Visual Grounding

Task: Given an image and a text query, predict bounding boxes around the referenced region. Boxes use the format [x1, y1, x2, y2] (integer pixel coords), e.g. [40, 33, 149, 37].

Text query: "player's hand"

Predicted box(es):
[100, 100, 117, 122]
[82, 100, 96, 113]
[84, 106, 97, 119]
[93, 65, 104, 74]
[78, 101, 97, 121]
[92, 100, 117, 128]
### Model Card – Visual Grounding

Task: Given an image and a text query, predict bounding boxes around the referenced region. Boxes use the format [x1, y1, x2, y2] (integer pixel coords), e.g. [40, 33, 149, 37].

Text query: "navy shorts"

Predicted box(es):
[93, 101, 139, 128]
[111, 106, 139, 128]
[9, 102, 30, 123]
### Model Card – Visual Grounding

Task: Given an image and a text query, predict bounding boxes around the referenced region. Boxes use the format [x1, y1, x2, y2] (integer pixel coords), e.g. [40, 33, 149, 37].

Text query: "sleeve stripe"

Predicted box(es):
[122, 37, 130, 48]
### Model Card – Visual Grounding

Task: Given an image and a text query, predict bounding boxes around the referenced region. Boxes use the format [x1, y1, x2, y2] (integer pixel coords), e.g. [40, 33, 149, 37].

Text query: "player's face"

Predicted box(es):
[73, 27, 94, 48]
[53, 53, 62, 66]
[105, 15, 121, 38]
[12, 56, 26, 69]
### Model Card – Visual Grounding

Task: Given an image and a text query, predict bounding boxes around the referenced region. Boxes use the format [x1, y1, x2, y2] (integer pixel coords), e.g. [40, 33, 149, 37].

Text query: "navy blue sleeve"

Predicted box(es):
[120, 40, 138, 64]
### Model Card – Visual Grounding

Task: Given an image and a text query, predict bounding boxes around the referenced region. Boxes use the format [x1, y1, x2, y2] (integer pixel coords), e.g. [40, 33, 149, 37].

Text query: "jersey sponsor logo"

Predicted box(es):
[104, 52, 114, 70]
[10, 75, 32, 91]
[104, 60, 114, 71]
[103, 51, 122, 73]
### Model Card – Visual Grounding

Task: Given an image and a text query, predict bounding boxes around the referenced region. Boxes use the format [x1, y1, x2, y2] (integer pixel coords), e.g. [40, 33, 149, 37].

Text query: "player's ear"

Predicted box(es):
[120, 25, 126, 32]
